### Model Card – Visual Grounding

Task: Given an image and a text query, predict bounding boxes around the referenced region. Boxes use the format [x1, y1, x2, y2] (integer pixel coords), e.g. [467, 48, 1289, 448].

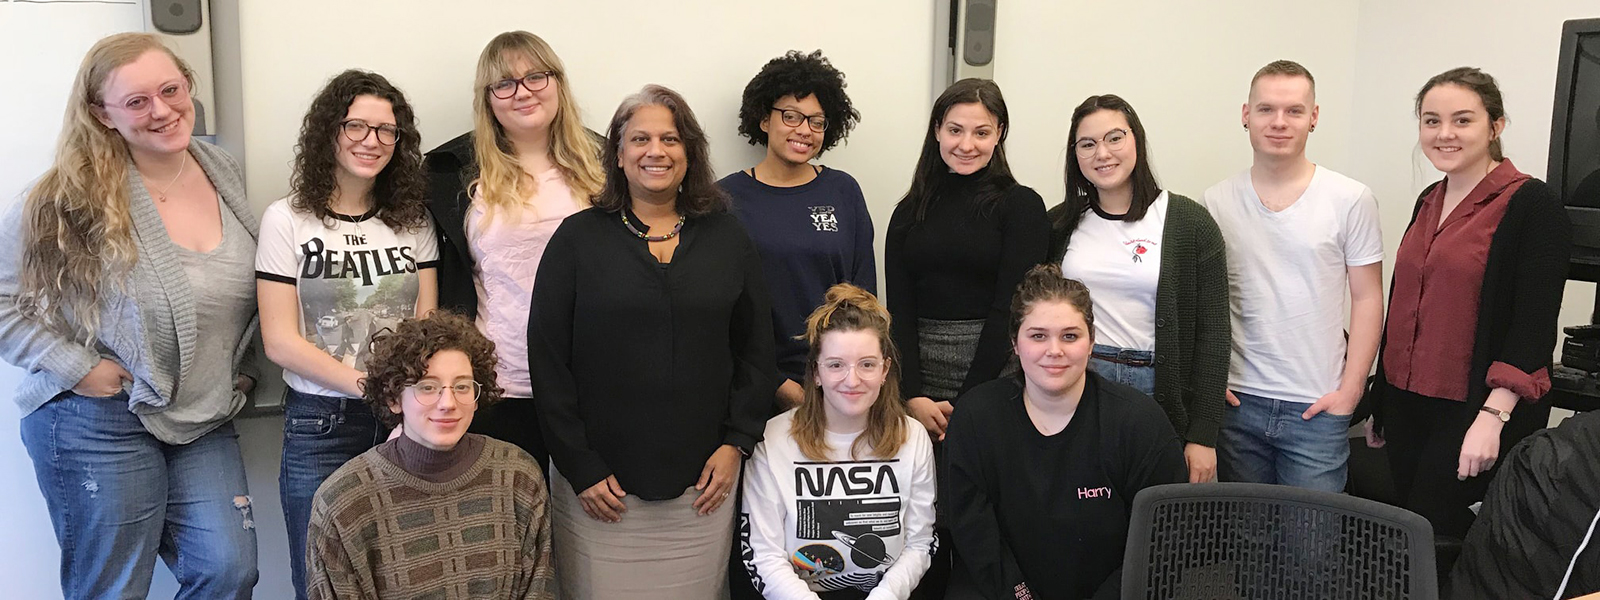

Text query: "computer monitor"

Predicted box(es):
[1549, 17, 1600, 282]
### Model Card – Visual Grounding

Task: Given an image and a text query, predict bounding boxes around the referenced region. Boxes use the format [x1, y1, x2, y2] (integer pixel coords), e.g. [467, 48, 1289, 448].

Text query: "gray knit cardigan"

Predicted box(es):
[0, 139, 259, 421]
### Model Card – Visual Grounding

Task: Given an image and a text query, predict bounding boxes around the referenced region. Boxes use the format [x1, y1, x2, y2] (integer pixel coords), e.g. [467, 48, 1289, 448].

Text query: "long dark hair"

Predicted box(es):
[897, 78, 1017, 223]
[1415, 67, 1507, 162]
[593, 84, 729, 217]
[289, 69, 428, 230]
[1059, 94, 1162, 230]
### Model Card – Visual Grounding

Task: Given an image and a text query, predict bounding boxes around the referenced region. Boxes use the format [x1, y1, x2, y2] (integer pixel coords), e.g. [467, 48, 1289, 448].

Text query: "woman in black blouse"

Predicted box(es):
[528, 84, 778, 599]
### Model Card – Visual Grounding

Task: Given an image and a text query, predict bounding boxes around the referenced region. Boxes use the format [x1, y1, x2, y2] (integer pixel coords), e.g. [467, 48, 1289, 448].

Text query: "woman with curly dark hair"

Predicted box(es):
[255, 68, 437, 600]
[529, 84, 778, 598]
[721, 49, 873, 412]
[306, 311, 555, 599]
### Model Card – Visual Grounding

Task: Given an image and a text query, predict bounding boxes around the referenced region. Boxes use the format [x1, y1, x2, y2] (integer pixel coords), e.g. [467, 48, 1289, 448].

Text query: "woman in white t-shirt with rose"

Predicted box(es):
[1045, 94, 1231, 484]
[255, 69, 439, 600]
[741, 283, 937, 600]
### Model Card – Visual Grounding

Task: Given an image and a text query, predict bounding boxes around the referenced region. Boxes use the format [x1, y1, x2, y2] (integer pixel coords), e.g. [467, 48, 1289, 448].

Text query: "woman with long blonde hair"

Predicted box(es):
[0, 32, 260, 597]
[739, 283, 937, 599]
[423, 30, 604, 471]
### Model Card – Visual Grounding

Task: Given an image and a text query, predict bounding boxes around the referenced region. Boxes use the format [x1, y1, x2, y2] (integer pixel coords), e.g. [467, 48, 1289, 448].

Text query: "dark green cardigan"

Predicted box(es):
[1046, 193, 1231, 446]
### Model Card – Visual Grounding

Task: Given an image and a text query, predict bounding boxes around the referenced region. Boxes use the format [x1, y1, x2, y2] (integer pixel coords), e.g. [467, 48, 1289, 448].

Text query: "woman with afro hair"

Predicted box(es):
[721, 50, 874, 412]
[255, 69, 438, 600]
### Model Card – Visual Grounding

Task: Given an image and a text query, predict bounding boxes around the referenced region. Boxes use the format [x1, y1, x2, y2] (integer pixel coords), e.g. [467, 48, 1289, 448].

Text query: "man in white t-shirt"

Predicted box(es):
[1200, 60, 1385, 493]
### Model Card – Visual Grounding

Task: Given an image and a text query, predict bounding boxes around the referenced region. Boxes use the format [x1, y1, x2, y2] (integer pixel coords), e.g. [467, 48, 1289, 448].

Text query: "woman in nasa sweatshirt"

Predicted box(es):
[741, 283, 938, 599]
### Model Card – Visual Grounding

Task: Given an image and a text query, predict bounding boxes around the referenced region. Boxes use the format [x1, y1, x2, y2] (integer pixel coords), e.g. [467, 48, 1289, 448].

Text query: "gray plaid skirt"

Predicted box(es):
[917, 317, 985, 401]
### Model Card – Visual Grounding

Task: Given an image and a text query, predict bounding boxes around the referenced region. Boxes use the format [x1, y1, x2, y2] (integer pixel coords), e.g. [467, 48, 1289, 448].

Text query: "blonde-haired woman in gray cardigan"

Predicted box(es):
[0, 33, 260, 598]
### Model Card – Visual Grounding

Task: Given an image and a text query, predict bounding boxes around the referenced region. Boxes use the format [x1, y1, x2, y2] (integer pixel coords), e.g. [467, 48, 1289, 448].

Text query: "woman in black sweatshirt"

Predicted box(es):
[945, 265, 1186, 599]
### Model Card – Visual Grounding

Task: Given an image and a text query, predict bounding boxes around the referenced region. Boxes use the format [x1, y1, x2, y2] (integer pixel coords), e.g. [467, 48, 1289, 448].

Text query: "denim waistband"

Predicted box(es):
[1092, 343, 1155, 367]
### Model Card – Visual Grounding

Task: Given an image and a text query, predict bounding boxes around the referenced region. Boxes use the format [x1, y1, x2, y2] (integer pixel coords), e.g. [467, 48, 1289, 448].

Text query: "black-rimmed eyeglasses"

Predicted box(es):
[489, 71, 556, 99]
[340, 120, 399, 146]
[771, 107, 827, 133]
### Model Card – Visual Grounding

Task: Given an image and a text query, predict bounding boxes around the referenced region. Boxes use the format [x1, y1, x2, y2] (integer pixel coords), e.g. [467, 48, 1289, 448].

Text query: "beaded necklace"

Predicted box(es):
[621, 211, 685, 242]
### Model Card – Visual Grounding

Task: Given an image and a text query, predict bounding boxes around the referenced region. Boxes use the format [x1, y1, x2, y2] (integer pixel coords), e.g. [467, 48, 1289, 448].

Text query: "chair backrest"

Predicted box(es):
[1122, 482, 1438, 600]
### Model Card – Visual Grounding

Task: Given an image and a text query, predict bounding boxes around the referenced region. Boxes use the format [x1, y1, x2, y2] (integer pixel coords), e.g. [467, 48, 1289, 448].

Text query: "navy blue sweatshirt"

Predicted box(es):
[722, 167, 877, 386]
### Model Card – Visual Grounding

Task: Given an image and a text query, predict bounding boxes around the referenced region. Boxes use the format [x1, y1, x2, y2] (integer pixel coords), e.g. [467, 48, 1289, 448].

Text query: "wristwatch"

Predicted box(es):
[1478, 405, 1511, 423]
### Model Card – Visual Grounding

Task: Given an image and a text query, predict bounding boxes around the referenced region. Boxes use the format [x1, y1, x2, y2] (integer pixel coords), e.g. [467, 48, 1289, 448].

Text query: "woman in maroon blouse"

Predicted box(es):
[1370, 67, 1571, 540]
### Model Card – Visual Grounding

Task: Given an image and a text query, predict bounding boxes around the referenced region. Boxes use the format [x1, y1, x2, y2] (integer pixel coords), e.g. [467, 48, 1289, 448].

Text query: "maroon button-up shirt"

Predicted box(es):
[1384, 160, 1530, 401]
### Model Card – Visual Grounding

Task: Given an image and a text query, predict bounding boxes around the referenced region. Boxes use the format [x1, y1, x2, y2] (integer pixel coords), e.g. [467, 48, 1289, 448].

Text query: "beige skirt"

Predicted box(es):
[550, 466, 736, 600]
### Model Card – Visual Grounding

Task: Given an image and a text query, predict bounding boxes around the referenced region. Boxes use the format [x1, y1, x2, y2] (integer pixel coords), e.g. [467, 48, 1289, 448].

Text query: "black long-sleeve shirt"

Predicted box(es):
[886, 171, 1049, 399]
[528, 206, 778, 501]
[945, 374, 1187, 599]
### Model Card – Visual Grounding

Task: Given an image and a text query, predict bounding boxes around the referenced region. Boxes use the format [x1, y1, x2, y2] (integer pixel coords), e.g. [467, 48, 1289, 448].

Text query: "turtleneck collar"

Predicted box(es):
[380, 431, 486, 484]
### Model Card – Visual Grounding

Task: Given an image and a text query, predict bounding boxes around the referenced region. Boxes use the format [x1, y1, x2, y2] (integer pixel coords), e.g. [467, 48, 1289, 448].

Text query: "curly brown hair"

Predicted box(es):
[289, 69, 429, 231]
[361, 311, 503, 427]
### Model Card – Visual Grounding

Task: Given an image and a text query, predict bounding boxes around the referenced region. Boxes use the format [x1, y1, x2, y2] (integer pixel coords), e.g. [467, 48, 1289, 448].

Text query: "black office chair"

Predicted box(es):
[1122, 482, 1438, 600]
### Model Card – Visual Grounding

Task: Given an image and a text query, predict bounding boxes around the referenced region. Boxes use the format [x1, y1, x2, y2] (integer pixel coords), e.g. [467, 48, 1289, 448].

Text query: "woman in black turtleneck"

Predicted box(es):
[884, 77, 1049, 598]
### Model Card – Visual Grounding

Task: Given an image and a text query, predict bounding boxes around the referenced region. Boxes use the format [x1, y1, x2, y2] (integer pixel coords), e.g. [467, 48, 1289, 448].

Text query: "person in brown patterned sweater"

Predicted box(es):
[307, 311, 555, 599]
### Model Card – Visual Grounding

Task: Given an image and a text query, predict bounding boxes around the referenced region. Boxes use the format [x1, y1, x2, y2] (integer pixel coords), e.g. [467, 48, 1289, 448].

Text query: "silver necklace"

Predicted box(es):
[146, 156, 187, 202]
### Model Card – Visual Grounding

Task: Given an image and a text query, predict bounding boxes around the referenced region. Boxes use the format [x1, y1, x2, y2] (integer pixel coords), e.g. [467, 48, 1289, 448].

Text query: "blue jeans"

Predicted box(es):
[1217, 391, 1351, 493]
[279, 388, 382, 600]
[20, 391, 258, 600]
[1089, 344, 1156, 396]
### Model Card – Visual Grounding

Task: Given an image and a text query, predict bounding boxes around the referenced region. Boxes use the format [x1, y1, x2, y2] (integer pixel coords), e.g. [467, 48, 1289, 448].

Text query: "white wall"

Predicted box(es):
[1347, 0, 1600, 333]
[233, 0, 938, 259]
[995, 0, 1363, 208]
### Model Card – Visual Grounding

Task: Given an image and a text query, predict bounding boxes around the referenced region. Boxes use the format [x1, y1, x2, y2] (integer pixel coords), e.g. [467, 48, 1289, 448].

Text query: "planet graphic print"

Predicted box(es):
[832, 530, 896, 568]
[792, 544, 846, 575]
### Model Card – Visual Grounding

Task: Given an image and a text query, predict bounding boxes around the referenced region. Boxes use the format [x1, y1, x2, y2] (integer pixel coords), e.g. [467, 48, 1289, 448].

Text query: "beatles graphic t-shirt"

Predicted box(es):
[740, 410, 937, 599]
[256, 197, 438, 397]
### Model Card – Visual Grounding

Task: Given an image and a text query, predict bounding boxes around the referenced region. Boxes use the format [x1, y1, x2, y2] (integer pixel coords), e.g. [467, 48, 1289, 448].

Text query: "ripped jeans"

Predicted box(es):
[21, 391, 258, 600]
